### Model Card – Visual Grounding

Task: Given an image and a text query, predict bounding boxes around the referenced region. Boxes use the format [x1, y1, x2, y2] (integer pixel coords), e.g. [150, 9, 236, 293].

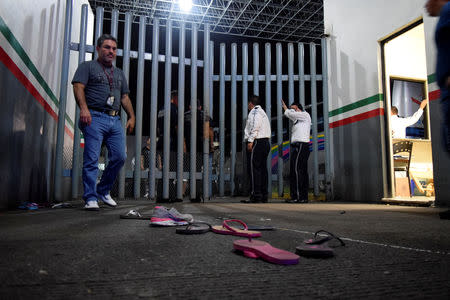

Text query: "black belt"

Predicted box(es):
[90, 107, 119, 116]
[253, 138, 270, 141]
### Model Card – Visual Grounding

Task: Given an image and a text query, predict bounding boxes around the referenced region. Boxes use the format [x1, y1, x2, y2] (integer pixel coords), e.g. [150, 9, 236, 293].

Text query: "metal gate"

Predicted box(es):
[54, 1, 330, 202]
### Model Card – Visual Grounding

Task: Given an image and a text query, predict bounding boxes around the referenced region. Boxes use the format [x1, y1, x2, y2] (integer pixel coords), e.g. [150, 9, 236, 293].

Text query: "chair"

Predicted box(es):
[393, 141, 413, 196]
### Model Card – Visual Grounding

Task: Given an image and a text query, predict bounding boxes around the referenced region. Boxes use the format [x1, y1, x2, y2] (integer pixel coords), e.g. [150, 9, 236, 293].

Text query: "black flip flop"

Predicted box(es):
[119, 210, 152, 220]
[296, 230, 345, 258]
[176, 222, 212, 234]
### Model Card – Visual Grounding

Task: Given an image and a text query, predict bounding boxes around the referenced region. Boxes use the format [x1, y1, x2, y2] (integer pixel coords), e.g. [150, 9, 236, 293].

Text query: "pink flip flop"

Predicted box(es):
[233, 239, 299, 265]
[211, 219, 262, 238]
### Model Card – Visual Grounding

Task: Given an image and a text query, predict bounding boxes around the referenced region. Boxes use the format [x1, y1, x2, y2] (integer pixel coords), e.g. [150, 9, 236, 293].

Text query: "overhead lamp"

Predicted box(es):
[179, 0, 192, 12]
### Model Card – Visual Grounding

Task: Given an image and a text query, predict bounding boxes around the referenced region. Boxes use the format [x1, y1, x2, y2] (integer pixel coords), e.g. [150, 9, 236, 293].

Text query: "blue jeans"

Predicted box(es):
[79, 110, 126, 202]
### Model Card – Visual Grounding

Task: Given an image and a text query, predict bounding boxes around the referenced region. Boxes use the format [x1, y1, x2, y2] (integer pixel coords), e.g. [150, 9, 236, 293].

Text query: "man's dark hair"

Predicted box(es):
[291, 102, 303, 111]
[97, 34, 118, 47]
[391, 106, 398, 115]
[249, 94, 261, 106]
[171, 90, 178, 99]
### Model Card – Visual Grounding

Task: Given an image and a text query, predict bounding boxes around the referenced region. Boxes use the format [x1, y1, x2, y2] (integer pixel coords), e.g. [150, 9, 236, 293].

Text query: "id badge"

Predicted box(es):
[106, 95, 114, 107]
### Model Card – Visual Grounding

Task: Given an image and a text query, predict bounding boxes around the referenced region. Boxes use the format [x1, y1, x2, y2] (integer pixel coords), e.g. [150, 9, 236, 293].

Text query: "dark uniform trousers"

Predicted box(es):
[247, 138, 270, 202]
[290, 142, 310, 201]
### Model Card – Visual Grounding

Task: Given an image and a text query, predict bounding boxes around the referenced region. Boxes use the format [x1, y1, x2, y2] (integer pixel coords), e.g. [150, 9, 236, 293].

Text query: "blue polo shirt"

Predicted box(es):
[72, 60, 129, 111]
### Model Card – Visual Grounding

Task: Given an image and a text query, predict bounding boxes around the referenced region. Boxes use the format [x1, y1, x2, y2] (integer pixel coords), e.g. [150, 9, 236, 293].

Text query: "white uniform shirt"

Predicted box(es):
[391, 108, 423, 139]
[244, 105, 271, 142]
[284, 109, 311, 143]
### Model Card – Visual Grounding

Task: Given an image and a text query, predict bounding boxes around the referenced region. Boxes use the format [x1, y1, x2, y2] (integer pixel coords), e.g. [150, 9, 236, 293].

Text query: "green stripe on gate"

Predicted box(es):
[329, 94, 383, 118]
[0, 15, 74, 128]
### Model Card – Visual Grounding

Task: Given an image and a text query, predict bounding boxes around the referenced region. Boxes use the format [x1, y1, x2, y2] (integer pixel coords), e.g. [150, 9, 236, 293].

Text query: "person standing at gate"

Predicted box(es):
[426, 0, 450, 219]
[72, 34, 135, 211]
[281, 99, 311, 203]
[241, 95, 271, 203]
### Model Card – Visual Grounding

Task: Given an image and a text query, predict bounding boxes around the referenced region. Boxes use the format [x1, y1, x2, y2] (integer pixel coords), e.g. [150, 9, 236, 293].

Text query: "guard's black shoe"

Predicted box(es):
[285, 199, 298, 203]
[241, 199, 257, 203]
[298, 199, 309, 203]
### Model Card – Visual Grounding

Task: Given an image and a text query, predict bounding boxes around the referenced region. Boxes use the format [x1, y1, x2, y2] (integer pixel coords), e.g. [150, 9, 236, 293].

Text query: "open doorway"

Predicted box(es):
[380, 20, 435, 204]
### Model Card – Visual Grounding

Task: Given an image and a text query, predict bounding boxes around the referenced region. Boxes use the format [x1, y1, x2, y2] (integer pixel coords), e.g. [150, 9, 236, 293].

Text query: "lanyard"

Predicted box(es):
[100, 63, 114, 92]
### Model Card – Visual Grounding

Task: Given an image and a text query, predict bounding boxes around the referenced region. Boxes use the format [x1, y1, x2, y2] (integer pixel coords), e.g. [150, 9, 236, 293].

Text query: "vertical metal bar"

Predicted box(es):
[93, 7, 103, 61]
[265, 43, 272, 199]
[253, 43, 259, 95]
[133, 16, 146, 198]
[209, 41, 214, 118]
[321, 38, 331, 199]
[119, 12, 132, 199]
[310, 42, 319, 196]
[189, 24, 198, 199]
[219, 43, 225, 196]
[162, 20, 173, 200]
[54, 0, 72, 202]
[177, 22, 186, 200]
[288, 43, 294, 159]
[110, 9, 119, 38]
[276, 43, 283, 197]
[298, 43, 305, 108]
[288, 43, 294, 105]
[231, 43, 237, 195]
[71, 4, 87, 199]
[203, 23, 210, 201]
[242, 43, 248, 191]
[149, 18, 160, 199]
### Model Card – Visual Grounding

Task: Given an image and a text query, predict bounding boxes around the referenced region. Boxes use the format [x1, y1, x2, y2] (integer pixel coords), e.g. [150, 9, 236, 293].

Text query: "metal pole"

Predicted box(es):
[253, 43, 259, 96]
[265, 43, 272, 200]
[242, 43, 248, 195]
[119, 12, 132, 199]
[177, 22, 186, 200]
[298, 43, 305, 108]
[189, 24, 198, 199]
[110, 9, 119, 39]
[71, 3, 87, 199]
[203, 23, 210, 201]
[288, 43, 294, 105]
[149, 18, 160, 199]
[310, 42, 319, 197]
[133, 16, 146, 198]
[231, 43, 237, 195]
[321, 38, 332, 200]
[54, 0, 72, 202]
[276, 43, 283, 197]
[209, 40, 214, 198]
[93, 7, 103, 61]
[162, 20, 173, 200]
[219, 43, 225, 196]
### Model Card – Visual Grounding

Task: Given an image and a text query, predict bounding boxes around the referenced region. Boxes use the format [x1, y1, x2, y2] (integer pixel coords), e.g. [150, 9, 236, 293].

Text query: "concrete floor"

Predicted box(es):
[0, 198, 449, 299]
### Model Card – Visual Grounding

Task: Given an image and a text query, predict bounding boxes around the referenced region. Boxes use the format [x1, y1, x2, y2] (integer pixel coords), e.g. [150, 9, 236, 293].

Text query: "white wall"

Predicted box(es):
[0, 0, 94, 134]
[324, 0, 432, 112]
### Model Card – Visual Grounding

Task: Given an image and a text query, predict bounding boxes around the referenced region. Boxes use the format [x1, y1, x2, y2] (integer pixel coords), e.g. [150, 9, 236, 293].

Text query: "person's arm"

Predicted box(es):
[140, 154, 145, 170]
[402, 100, 427, 127]
[120, 94, 136, 134]
[73, 83, 92, 126]
[247, 110, 263, 151]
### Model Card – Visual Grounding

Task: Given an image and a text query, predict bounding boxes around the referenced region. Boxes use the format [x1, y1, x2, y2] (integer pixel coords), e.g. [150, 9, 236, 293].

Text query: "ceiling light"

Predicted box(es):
[179, 0, 192, 12]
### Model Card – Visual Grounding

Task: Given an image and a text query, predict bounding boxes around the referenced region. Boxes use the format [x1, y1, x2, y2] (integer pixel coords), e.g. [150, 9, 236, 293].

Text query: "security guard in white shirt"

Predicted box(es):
[282, 99, 311, 203]
[241, 95, 271, 203]
[391, 99, 428, 139]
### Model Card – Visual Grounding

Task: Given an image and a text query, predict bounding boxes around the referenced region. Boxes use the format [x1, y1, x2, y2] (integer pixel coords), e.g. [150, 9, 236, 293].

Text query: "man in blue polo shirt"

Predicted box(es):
[72, 34, 135, 211]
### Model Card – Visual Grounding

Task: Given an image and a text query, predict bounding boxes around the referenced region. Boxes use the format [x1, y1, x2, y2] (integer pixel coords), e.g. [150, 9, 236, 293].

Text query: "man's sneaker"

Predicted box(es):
[84, 200, 100, 211]
[150, 217, 188, 226]
[98, 194, 117, 207]
[152, 206, 194, 222]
